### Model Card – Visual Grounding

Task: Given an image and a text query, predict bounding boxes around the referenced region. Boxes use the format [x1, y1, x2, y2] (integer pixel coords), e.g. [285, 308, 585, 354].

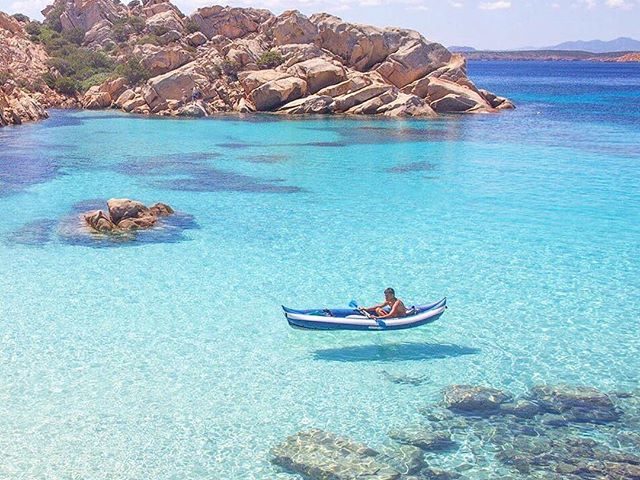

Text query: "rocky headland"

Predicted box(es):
[0, 0, 514, 127]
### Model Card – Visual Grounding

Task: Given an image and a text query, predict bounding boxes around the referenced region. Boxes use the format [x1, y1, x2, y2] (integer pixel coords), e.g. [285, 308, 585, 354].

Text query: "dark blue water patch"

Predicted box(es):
[156, 168, 303, 194]
[217, 142, 260, 149]
[387, 161, 436, 174]
[57, 210, 200, 248]
[312, 342, 480, 362]
[70, 198, 108, 212]
[0, 152, 62, 197]
[240, 154, 289, 164]
[5, 219, 57, 246]
[115, 152, 222, 177]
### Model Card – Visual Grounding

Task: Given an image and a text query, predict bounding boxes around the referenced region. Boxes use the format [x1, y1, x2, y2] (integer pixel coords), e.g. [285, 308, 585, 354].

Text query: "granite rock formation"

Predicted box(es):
[1, 0, 514, 126]
[83, 198, 174, 233]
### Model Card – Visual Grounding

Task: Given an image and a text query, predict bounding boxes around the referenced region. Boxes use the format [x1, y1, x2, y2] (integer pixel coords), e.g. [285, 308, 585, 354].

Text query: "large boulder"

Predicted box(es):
[190, 6, 271, 40]
[82, 86, 112, 109]
[82, 199, 175, 234]
[376, 38, 451, 88]
[426, 77, 493, 113]
[278, 95, 335, 114]
[287, 58, 346, 94]
[145, 65, 207, 108]
[43, 0, 124, 33]
[443, 385, 511, 415]
[264, 10, 319, 46]
[135, 45, 192, 77]
[529, 385, 620, 423]
[271, 429, 401, 480]
[310, 13, 390, 71]
[333, 83, 391, 112]
[146, 10, 184, 34]
[250, 76, 307, 111]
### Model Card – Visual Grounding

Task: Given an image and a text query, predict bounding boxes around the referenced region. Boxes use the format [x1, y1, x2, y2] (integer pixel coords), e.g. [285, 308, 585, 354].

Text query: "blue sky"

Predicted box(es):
[2, 0, 639, 50]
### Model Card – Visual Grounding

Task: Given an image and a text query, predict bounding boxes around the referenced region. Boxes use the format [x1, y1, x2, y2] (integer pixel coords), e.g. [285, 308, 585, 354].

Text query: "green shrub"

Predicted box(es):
[257, 50, 284, 69]
[115, 57, 151, 84]
[184, 18, 200, 34]
[112, 23, 129, 43]
[25, 21, 41, 37]
[44, 4, 65, 32]
[127, 0, 140, 7]
[221, 60, 239, 78]
[149, 25, 169, 36]
[80, 72, 113, 91]
[0, 70, 10, 85]
[127, 16, 145, 33]
[62, 27, 85, 46]
[12, 13, 29, 23]
[136, 34, 160, 46]
[54, 76, 79, 95]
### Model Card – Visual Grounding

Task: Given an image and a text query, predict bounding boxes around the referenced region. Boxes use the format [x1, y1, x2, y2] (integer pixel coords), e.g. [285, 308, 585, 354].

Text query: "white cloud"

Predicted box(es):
[479, 1, 511, 10]
[450, 0, 464, 7]
[605, 0, 635, 9]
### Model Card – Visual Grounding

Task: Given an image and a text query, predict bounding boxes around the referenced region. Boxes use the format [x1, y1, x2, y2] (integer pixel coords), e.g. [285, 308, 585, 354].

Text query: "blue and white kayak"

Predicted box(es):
[282, 298, 447, 331]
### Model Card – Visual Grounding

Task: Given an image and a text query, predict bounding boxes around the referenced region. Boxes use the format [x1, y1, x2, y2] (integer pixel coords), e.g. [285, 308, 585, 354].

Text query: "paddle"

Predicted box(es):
[349, 300, 379, 322]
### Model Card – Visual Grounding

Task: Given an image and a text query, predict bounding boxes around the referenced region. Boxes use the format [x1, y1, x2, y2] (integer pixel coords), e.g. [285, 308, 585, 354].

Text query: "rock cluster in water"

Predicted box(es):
[0, 0, 514, 126]
[271, 383, 640, 479]
[83, 198, 174, 233]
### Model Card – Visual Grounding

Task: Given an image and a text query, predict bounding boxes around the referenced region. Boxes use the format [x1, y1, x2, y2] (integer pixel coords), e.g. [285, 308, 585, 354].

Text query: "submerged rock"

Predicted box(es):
[529, 385, 620, 424]
[389, 427, 454, 451]
[271, 428, 401, 480]
[442, 385, 511, 416]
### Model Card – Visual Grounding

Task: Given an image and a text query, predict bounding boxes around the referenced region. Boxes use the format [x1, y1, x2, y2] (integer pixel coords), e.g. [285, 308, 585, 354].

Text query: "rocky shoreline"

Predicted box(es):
[1, 0, 514, 128]
[270, 383, 640, 479]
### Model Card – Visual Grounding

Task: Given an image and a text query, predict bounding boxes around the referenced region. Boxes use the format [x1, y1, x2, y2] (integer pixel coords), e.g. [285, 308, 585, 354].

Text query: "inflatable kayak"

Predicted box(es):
[282, 298, 447, 331]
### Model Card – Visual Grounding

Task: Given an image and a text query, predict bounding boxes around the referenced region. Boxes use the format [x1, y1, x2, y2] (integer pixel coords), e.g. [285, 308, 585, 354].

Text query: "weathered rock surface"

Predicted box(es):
[271, 429, 401, 480]
[529, 384, 620, 423]
[2, 0, 514, 126]
[82, 198, 174, 233]
[443, 385, 511, 415]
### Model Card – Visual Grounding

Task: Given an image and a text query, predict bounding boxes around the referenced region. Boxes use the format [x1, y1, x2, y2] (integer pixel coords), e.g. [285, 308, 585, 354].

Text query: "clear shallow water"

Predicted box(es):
[0, 61, 639, 479]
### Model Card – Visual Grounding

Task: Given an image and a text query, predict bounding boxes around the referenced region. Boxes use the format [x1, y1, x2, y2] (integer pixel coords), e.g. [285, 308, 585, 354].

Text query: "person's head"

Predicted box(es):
[384, 287, 396, 300]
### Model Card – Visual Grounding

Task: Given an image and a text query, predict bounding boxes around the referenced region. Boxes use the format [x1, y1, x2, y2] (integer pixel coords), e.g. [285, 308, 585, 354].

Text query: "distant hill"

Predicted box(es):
[545, 37, 640, 53]
[448, 46, 477, 53]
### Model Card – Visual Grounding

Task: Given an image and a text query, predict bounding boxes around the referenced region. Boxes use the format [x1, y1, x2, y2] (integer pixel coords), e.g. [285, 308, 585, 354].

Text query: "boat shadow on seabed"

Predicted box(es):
[311, 342, 480, 362]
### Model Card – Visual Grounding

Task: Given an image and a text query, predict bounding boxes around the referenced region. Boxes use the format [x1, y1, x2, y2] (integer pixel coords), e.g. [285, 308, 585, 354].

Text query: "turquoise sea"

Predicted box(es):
[1, 61, 639, 479]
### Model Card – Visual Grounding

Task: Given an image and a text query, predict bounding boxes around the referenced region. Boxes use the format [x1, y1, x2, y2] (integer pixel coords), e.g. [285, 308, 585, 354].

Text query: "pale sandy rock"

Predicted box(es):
[316, 75, 371, 97]
[234, 97, 255, 112]
[263, 10, 319, 46]
[44, 0, 124, 33]
[310, 13, 389, 71]
[0, 12, 23, 34]
[479, 89, 515, 110]
[333, 84, 391, 112]
[135, 44, 192, 76]
[115, 89, 135, 107]
[84, 19, 113, 45]
[275, 44, 324, 69]
[177, 101, 207, 117]
[238, 69, 289, 95]
[100, 77, 126, 98]
[191, 6, 271, 40]
[142, 0, 180, 17]
[146, 65, 207, 107]
[287, 58, 346, 94]
[347, 90, 396, 114]
[426, 77, 493, 113]
[400, 76, 431, 98]
[378, 92, 437, 117]
[278, 94, 334, 114]
[187, 31, 207, 47]
[146, 10, 184, 34]
[250, 76, 307, 111]
[82, 86, 112, 109]
[123, 96, 147, 112]
[376, 39, 451, 88]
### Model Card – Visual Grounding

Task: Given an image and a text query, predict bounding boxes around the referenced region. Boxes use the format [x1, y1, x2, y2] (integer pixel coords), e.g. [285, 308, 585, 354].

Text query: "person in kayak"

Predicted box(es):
[360, 288, 407, 318]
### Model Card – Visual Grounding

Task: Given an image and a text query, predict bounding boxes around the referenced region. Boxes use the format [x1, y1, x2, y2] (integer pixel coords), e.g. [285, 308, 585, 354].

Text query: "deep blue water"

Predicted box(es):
[0, 61, 639, 479]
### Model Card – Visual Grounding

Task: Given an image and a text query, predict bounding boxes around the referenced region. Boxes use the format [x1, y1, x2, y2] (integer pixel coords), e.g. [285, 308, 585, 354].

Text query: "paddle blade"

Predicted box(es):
[348, 300, 358, 308]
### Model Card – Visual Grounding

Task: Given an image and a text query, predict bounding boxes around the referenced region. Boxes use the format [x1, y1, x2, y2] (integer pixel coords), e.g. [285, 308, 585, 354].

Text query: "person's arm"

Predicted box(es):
[376, 300, 401, 318]
[360, 302, 384, 313]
